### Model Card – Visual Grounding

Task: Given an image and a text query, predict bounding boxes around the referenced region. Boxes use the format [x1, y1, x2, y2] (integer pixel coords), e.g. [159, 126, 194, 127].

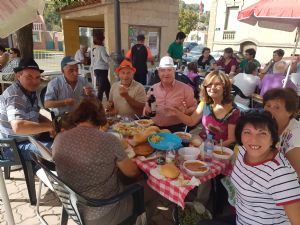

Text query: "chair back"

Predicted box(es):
[32, 154, 84, 225]
[0, 138, 23, 166]
[231, 84, 250, 99]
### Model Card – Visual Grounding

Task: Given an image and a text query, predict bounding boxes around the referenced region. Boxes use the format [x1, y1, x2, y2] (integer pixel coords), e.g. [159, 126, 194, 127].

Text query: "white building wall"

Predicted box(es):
[208, 0, 298, 63]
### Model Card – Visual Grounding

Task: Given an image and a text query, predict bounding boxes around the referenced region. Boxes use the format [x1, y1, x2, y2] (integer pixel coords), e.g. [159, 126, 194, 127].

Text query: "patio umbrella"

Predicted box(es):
[0, 0, 45, 38]
[237, 0, 300, 87]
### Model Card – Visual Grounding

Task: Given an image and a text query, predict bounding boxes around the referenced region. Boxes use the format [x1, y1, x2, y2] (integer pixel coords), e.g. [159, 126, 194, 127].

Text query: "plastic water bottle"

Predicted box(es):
[204, 134, 214, 162]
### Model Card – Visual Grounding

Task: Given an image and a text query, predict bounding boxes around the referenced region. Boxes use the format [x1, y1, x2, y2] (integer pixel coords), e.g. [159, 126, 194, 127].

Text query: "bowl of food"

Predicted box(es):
[178, 147, 200, 161]
[212, 146, 233, 161]
[174, 132, 192, 147]
[183, 160, 209, 177]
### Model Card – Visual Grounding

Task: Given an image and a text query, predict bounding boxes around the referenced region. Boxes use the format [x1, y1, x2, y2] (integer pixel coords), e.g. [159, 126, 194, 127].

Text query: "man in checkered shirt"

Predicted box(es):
[0, 58, 54, 160]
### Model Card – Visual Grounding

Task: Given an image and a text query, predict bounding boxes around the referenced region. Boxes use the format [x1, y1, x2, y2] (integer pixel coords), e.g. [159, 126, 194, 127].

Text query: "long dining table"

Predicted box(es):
[134, 157, 229, 209]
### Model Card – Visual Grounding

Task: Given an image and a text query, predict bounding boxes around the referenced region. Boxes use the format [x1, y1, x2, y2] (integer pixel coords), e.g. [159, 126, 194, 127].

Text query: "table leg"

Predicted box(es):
[0, 167, 15, 225]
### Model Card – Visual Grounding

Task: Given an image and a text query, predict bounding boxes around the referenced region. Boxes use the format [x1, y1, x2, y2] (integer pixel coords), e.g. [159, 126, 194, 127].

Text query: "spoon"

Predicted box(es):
[220, 139, 224, 155]
[184, 125, 188, 134]
[134, 114, 140, 120]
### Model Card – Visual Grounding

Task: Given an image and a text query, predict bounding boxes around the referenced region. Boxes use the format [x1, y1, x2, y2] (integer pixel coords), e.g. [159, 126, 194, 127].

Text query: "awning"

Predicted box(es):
[0, 0, 45, 38]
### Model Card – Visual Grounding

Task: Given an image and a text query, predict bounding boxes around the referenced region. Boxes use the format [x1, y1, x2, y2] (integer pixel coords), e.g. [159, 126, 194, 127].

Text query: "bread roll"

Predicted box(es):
[133, 143, 154, 156]
[145, 126, 160, 133]
[191, 138, 203, 147]
[133, 133, 148, 144]
[160, 163, 180, 179]
[159, 129, 171, 133]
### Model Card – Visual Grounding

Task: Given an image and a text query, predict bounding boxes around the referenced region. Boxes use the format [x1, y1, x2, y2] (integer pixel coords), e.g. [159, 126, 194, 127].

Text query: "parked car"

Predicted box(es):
[183, 42, 198, 53]
[182, 45, 204, 64]
[211, 50, 244, 63]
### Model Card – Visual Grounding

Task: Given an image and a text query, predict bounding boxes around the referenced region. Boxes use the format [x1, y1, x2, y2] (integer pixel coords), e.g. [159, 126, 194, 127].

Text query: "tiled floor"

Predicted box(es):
[0, 169, 175, 225]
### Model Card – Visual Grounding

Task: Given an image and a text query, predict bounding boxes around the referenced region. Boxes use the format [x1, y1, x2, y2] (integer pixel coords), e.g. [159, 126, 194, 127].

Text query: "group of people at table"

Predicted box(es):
[0, 47, 300, 224]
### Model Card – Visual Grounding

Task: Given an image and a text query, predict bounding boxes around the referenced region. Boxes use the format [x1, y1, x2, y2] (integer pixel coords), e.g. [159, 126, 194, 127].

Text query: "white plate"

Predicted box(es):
[137, 152, 157, 161]
[125, 145, 136, 159]
[134, 119, 154, 127]
[150, 166, 165, 180]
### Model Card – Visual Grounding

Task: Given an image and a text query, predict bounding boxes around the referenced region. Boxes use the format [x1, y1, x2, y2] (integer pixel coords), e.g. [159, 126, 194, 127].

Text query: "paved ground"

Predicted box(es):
[0, 169, 174, 225]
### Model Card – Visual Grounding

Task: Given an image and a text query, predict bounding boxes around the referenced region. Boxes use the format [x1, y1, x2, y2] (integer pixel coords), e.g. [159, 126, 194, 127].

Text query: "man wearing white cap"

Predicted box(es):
[144, 56, 196, 132]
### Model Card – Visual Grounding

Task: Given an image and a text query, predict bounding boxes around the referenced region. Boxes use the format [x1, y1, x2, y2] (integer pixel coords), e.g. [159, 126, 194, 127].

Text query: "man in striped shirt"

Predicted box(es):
[0, 58, 54, 160]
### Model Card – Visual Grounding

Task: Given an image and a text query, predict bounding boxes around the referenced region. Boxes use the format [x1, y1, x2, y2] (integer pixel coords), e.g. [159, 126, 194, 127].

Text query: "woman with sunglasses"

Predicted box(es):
[2, 48, 21, 80]
[166, 70, 240, 147]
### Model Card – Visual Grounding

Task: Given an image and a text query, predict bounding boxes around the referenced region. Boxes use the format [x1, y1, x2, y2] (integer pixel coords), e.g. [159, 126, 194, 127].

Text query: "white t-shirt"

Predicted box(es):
[233, 73, 260, 106]
[74, 49, 84, 62]
[279, 118, 300, 155]
[231, 146, 300, 225]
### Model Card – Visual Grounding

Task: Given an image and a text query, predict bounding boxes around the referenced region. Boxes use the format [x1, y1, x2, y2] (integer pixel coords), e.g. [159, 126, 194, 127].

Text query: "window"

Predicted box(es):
[33, 31, 41, 42]
[224, 7, 239, 31]
[128, 25, 161, 60]
[33, 23, 42, 31]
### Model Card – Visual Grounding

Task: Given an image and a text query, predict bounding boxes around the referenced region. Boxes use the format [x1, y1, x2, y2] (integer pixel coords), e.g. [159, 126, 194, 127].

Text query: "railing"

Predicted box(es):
[34, 50, 64, 71]
[223, 31, 236, 40]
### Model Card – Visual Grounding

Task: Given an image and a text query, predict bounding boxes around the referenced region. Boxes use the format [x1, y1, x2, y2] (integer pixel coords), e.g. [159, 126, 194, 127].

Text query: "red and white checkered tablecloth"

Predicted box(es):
[134, 158, 226, 209]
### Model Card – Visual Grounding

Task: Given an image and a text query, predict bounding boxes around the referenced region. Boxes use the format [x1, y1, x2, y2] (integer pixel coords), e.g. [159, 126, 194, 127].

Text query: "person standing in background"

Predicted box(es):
[167, 31, 186, 67]
[126, 34, 154, 85]
[91, 34, 111, 101]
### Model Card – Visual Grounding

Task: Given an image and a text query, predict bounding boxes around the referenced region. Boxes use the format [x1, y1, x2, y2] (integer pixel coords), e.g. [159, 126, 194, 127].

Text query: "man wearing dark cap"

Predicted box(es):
[44, 56, 92, 116]
[0, 58, 54, 160]
[125, 34, 154, 85]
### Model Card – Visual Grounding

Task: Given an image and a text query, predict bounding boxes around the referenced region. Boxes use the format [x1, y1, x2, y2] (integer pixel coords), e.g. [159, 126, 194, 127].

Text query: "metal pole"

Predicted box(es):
[0, 167, 15, 225]
[114, 0, 122, 64]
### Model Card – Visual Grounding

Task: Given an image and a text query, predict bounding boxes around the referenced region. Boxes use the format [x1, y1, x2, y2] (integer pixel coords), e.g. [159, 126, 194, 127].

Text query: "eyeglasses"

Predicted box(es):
[205, 82, 223, 89]
[9, 52, 15, 54]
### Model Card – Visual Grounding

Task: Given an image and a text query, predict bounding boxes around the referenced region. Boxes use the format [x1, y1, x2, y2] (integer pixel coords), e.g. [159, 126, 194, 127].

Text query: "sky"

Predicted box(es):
[183, 0, 211, 11]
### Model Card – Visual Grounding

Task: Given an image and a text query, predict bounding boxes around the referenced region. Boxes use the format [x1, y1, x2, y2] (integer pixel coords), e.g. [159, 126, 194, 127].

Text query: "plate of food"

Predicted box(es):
[133, 143, 154, 156]
[134, 119, 154, 127]
[148, 133, 182, 150]
[112, 122, 144, 136]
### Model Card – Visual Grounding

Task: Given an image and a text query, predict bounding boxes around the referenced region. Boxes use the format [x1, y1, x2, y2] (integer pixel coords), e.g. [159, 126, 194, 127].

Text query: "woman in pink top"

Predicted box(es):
[166, 70, 240, 147]
[216, 47, 239, 76]
[186, 62, 198, 89]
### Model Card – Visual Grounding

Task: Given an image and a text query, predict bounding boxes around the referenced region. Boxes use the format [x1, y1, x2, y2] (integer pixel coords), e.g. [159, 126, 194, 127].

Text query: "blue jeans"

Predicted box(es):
[17, 140, 52, 161]
[2, 139, 52, 161]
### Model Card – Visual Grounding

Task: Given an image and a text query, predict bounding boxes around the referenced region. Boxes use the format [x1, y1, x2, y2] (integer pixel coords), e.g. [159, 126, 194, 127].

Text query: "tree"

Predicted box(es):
[178, 8, 199, 35]
[178, 0, 200, 34]
[178, 0, 210, 34]
[16, 24, 33, 59]
[44, 2, 62, 31]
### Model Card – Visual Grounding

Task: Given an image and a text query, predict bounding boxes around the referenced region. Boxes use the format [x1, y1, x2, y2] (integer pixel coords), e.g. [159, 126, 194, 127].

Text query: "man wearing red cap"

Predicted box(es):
[106, 59, 146, 117]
